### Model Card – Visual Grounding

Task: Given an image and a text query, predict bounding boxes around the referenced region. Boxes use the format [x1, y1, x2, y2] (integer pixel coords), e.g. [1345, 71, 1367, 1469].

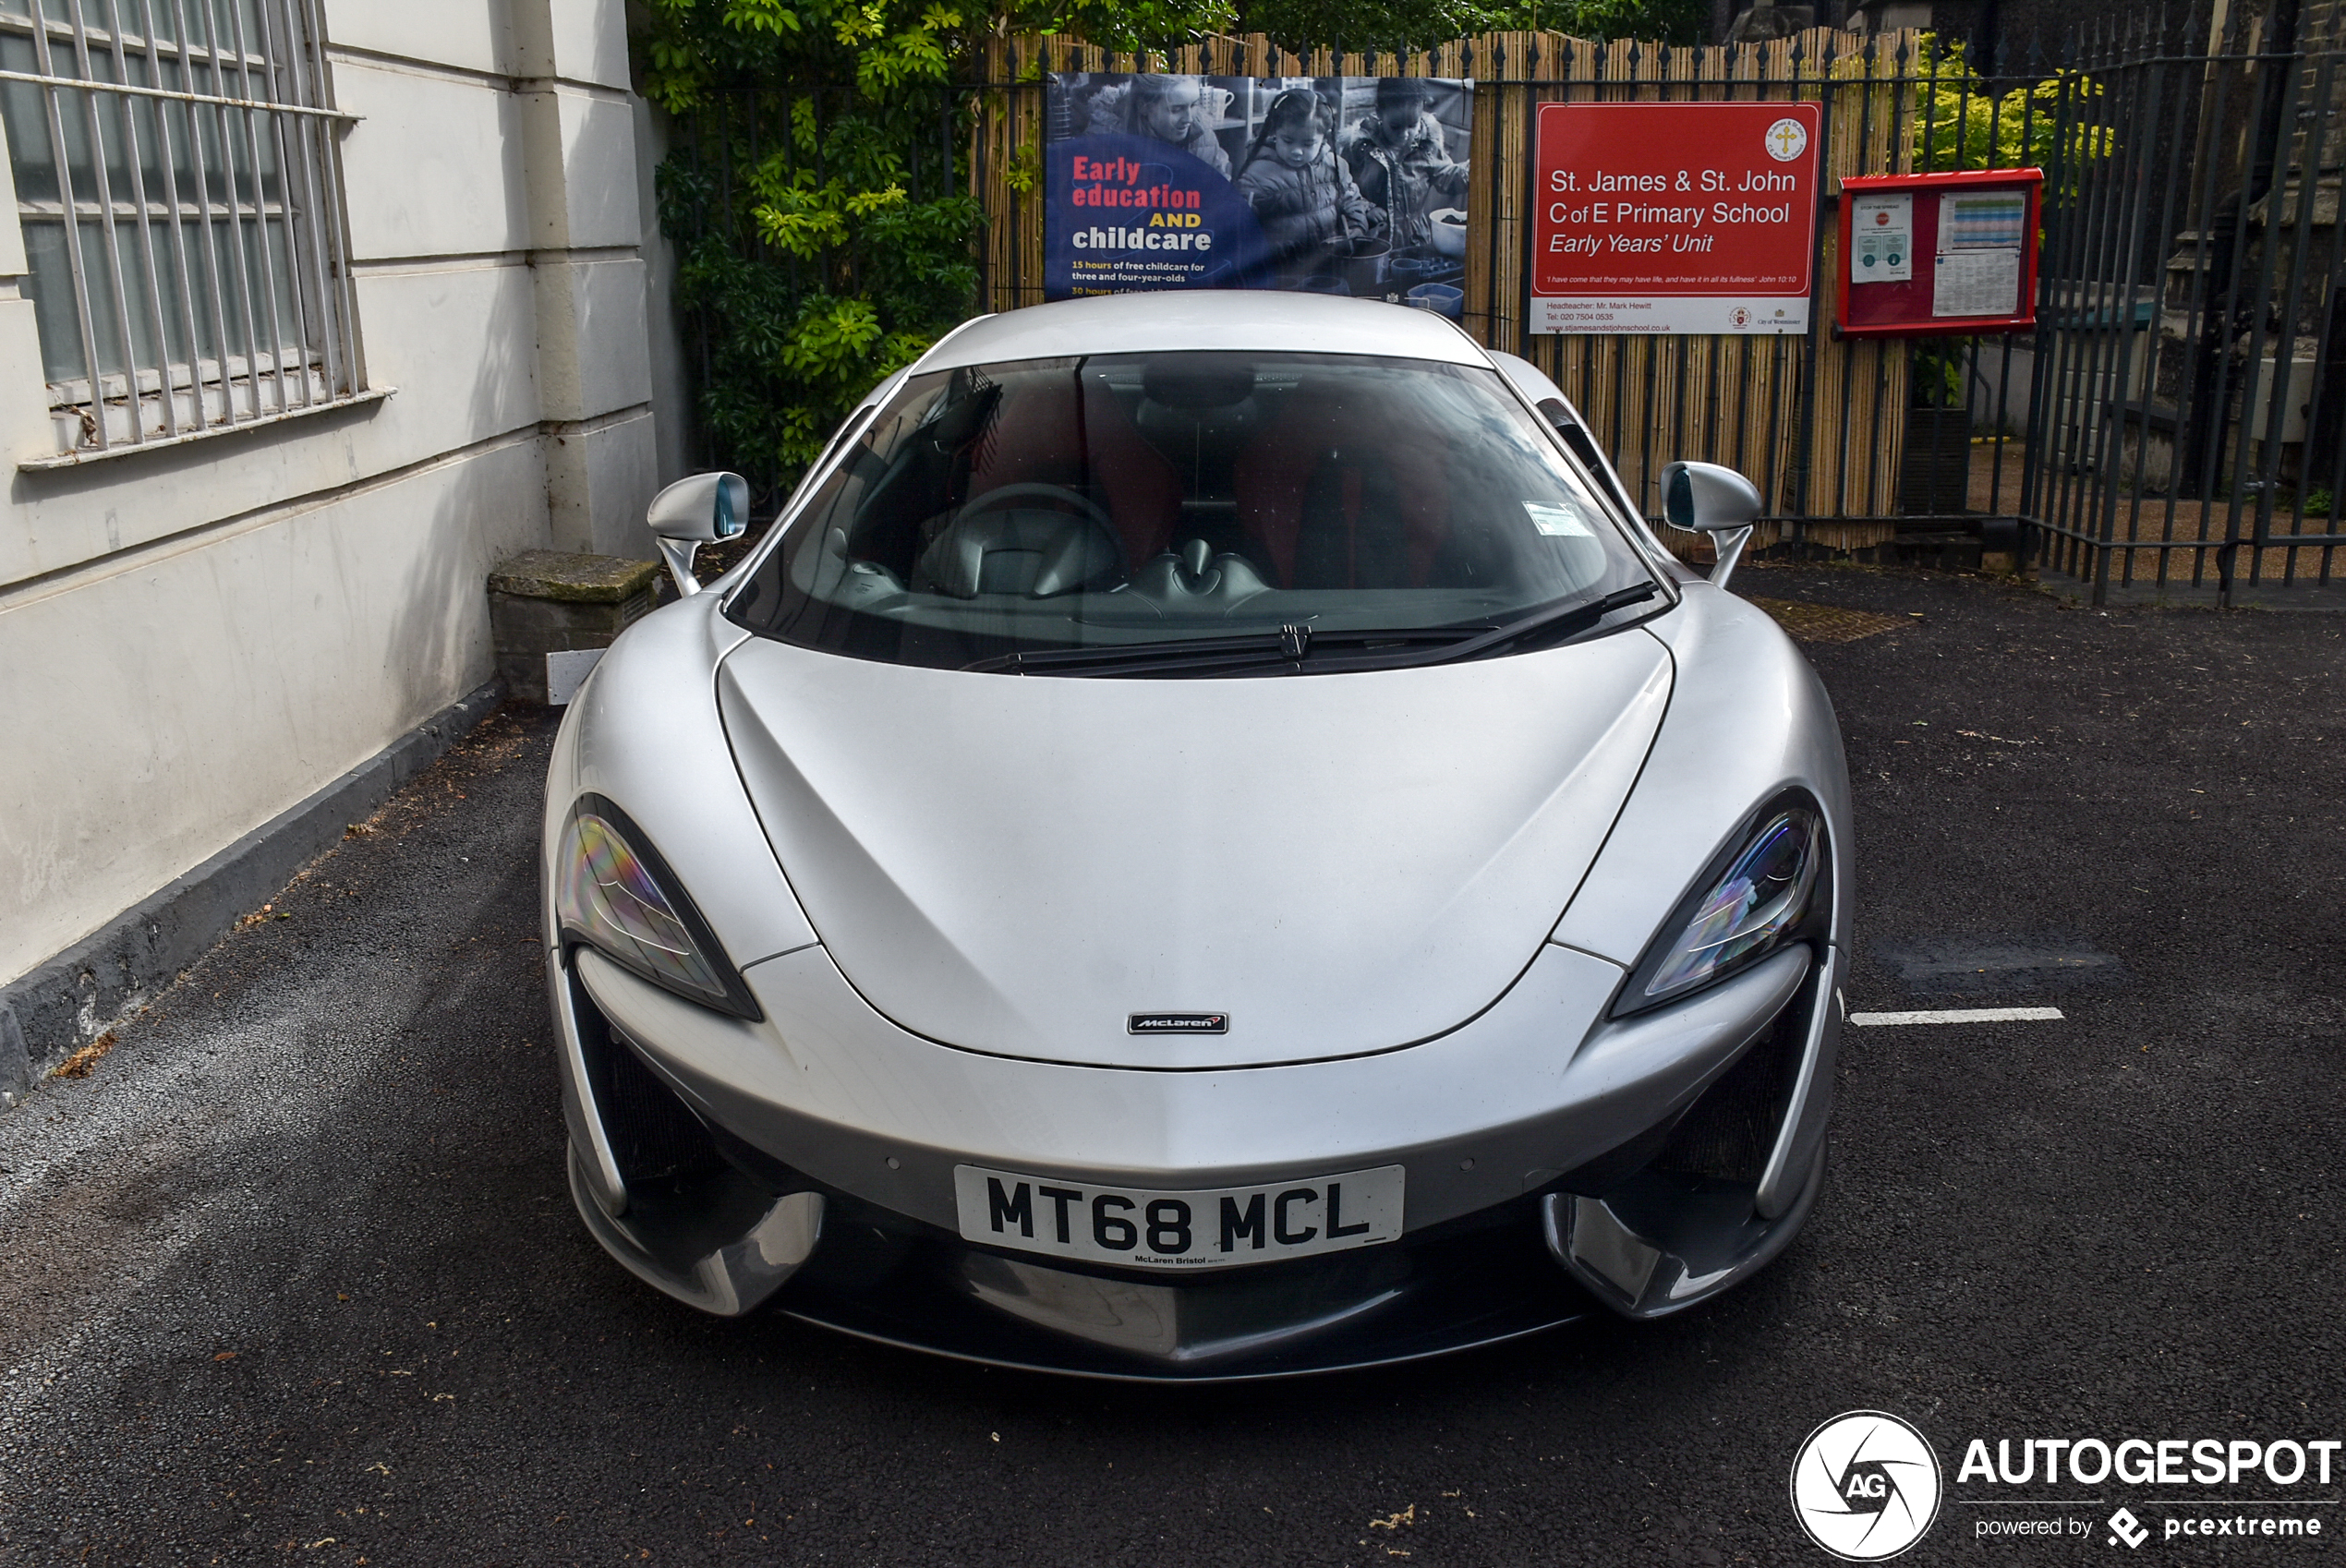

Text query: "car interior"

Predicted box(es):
[736, 350, 1646, 663]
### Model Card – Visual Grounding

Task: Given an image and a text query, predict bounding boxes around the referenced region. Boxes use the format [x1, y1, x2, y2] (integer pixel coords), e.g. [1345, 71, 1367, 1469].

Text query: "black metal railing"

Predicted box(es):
[2001, 1, 2342, 600]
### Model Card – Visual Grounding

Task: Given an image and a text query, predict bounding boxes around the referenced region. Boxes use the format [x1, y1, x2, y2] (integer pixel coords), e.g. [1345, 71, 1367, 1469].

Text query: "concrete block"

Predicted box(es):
[489, 549, 659, 704]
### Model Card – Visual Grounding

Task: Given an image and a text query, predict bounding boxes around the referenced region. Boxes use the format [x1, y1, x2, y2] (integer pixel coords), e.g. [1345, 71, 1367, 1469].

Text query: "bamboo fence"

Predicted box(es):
[973, 29, 1923, 547]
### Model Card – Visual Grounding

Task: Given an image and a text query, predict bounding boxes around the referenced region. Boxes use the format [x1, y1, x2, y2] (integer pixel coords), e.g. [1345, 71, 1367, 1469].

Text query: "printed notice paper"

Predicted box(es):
[1930, 187, 2025, 316]
[1933, 249, 2021, 316]
[1938, 190, 2026, 250]
[1850, 192, 1912, 283]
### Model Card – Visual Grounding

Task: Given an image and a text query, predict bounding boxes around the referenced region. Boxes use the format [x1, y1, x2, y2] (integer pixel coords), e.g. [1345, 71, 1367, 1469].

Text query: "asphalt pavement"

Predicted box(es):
[2, 563, 2340, 1567]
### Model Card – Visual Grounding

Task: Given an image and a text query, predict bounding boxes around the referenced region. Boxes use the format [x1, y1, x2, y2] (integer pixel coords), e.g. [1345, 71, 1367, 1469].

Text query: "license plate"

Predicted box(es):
[953, 1164, 1405, 1271]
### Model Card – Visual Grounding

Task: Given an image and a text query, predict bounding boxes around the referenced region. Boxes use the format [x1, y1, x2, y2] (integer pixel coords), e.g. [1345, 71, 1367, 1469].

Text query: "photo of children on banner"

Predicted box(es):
[1236, 87, 1380, 280]
[1345, 78, 1471, 252]
[1044, 72, 1472, 312]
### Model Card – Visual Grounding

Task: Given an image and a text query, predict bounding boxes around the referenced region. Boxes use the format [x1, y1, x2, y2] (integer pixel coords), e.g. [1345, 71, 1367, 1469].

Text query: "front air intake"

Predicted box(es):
[1648, 970, 1811, 1185]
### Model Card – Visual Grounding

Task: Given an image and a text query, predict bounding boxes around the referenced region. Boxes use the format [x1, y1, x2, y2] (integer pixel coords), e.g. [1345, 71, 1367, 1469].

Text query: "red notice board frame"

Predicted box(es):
[1836, 167, 2043, 338]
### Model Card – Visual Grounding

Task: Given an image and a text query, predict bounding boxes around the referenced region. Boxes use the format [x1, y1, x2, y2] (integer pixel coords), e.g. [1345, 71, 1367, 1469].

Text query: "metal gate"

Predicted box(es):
[1992, 0, 2345, 603]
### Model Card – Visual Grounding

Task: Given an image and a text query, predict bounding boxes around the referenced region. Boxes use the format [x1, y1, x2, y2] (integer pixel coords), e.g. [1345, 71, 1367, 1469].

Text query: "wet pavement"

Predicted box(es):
[1, 564, 2340, 1566]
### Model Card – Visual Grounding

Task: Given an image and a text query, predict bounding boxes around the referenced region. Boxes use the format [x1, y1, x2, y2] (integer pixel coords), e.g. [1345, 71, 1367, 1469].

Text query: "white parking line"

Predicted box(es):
[1850, 1007, 2065, 1026]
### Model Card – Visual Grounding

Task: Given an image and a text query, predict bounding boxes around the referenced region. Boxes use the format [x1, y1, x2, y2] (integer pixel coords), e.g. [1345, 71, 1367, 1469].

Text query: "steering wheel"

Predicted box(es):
[950, 483, 1116, 534]
[918, 484, 1126, 598]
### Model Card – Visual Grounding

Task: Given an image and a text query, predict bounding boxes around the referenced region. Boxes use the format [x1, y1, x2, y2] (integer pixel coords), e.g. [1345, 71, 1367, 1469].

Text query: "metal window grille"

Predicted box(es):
[0, 0, 363, 460]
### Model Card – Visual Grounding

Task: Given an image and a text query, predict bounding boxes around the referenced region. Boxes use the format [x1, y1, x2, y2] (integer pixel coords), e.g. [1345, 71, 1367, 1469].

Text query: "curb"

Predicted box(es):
[0, 680, 506, 1104]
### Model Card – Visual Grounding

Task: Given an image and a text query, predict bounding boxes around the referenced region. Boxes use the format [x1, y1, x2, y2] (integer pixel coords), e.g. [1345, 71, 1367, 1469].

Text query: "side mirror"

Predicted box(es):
[647, 471, 749, 597]
[1660, 460, 1763, 591]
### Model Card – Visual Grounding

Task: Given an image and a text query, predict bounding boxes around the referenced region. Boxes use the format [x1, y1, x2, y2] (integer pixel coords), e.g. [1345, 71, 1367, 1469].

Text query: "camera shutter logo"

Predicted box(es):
[1789, 1411, 1942, 1560]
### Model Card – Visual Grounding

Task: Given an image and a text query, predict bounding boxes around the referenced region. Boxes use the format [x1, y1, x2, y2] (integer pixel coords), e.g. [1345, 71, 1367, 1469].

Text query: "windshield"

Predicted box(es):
[724, 350, 1663, 673]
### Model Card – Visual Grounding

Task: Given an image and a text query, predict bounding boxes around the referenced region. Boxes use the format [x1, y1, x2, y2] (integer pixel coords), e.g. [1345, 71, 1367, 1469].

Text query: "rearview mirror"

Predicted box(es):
[647, 471, 749, 597]
[1660, 460, 1762, 591]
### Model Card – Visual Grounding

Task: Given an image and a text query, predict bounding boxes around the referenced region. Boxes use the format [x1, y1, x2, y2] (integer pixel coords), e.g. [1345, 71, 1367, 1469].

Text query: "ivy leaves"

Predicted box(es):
[643, 0, 988, 490]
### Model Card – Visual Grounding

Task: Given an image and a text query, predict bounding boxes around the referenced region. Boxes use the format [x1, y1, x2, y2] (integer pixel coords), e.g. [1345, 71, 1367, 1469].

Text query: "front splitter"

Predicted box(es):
[761, 1196, 1597, 1382]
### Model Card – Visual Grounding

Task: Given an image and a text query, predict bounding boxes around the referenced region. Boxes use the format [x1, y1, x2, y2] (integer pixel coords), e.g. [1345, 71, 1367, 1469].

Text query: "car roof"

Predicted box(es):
[914, 292, 1494, 373]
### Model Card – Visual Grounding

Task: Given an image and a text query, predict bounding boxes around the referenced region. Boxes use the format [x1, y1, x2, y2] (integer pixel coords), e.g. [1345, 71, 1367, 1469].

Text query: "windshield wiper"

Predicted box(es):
[963, 623, 1481, 677]
[1405, 582, 1663, 666]
[959, 586, 1660, 678]
[965, 629, 1299, 677]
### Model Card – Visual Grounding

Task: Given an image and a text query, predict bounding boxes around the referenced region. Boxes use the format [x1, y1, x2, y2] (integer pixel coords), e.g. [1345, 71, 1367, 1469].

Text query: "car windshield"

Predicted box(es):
[724, 350, 1663, 673]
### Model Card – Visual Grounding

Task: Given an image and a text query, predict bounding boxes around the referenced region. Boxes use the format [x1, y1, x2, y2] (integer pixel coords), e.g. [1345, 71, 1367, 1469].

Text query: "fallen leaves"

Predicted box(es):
[1370, 1504, 1416, 1530]
[52, 1031, 118, 1079]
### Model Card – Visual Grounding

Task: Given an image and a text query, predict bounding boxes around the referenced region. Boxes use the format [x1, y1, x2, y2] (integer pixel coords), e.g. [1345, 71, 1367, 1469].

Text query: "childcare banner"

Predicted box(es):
[1044, 73, 1474, 320]
[1529, 102, 1821, 335]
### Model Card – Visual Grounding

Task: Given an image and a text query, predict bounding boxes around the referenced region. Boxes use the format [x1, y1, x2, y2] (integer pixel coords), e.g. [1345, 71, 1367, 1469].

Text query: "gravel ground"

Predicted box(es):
[1, 564, 2340, 1567]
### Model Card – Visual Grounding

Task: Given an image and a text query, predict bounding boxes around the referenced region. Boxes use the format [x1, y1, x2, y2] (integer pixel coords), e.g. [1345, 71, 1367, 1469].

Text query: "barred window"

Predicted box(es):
[0, 0, 365, 462]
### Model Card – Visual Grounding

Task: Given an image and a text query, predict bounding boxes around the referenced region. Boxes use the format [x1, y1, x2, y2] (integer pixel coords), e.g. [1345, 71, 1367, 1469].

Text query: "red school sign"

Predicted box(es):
[1530, 102, 1822, 335]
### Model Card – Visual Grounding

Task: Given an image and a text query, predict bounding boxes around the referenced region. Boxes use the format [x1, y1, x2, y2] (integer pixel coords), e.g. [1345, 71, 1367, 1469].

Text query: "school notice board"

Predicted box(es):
[1836, 168, 2045, 338]
[1528, 102, 1823, 335]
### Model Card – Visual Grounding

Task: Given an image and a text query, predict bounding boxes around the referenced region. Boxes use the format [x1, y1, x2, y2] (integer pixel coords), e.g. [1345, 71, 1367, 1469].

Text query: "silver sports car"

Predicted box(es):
[541, 292, 1852, 1379]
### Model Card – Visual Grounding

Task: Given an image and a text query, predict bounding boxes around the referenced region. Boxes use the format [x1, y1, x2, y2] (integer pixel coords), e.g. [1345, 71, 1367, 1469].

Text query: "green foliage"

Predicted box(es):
[1238, 0, 1705, 54]
[645, 0, 987, 488]
[1912, 33, 2112, 177]
[1909, 341, 1967, 407]
[1487, 0, 1710, 45]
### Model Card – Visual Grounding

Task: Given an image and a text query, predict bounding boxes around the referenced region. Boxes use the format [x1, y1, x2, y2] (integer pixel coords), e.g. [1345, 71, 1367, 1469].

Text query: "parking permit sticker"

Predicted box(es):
[1525, 501, 1595, 537]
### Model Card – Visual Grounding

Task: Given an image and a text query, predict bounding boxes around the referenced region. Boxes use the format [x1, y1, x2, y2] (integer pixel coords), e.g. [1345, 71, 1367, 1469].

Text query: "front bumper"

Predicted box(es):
[551, 935, 1841, 1379]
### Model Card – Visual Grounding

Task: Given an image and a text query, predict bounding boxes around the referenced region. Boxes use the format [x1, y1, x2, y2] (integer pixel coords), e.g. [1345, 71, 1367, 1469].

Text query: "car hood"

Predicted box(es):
[715, 630, 1674, 1067]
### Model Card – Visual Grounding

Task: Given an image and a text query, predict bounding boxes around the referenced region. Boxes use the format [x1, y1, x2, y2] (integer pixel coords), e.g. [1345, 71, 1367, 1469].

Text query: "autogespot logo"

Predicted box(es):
[1791, 1411, 1944, 1561]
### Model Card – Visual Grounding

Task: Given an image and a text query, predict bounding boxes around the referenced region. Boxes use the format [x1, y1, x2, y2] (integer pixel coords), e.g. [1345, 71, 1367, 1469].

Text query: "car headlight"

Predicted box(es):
[1618, 794, 1826, 1015]
[555, 794, 760, 1019]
